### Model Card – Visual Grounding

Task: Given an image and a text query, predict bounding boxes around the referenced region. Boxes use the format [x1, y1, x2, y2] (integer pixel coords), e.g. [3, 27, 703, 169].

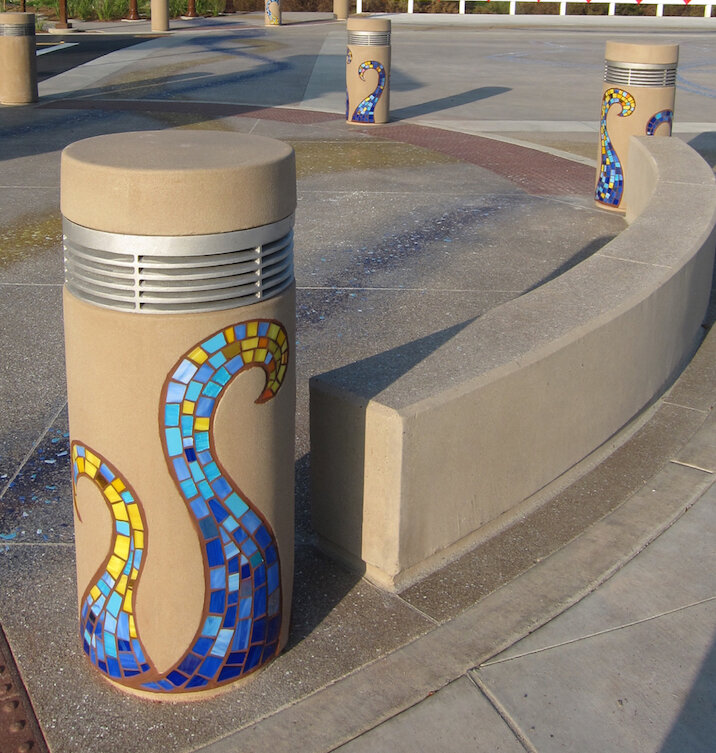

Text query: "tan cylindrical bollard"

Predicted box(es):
[61, 130, 296, 699]
[595, 41, 678, 212]
[334, 0, 349, 21]
[265, 0, 281, 26]
[346, 15, 390, 125]
[150, 0, 169, 32]
[0, 13, 38, 106]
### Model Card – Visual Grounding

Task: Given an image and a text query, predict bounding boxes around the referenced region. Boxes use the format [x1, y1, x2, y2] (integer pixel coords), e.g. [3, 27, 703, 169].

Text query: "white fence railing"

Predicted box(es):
[355, 0, 714, 18]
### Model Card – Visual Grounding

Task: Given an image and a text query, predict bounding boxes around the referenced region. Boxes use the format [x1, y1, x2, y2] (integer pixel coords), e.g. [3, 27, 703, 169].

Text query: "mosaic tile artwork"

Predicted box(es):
[349, 60, 386, 124]
[265, 0, 279, 25]
[595, 87, 636, 208]
[646, 109, 673, 136]
[73, 318, 290, 695]
[345, 48, 352, 121]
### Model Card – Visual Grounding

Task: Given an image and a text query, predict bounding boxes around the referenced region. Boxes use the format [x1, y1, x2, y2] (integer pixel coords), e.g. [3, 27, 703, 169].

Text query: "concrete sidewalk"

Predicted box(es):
[0, 13, 714, 753]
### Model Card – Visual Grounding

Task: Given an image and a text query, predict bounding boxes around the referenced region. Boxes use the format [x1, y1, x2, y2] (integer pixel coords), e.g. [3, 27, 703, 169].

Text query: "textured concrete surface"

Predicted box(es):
[0, 12, 714, 753]
[475, 484, 716, 753]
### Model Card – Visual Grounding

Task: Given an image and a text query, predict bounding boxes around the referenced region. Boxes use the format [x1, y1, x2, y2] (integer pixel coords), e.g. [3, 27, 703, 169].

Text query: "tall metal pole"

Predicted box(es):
[56, 0, 69, 29]
[126, 0, 139, 21]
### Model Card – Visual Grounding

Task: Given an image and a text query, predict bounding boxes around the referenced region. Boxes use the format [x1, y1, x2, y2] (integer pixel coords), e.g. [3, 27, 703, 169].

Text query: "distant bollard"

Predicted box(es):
[0, 12, 38, 106]
[150, 0, 169, 32]
[62, 130, 296, 698]
[346, 15, 390, 125]
[334, 0, 349, 21]
[265, 0, 281, 26]
[595, 41, 678, 212]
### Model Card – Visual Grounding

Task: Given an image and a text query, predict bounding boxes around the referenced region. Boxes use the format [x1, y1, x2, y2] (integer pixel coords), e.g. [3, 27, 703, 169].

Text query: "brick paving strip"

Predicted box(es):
[0, 627, 48, 753]
[38, 100, 596, 196]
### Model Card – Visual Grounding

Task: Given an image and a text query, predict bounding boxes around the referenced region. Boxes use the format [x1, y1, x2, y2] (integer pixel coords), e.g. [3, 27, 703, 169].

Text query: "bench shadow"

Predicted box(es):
[524, 233, 620, 294]
[390, 86, 511, 120]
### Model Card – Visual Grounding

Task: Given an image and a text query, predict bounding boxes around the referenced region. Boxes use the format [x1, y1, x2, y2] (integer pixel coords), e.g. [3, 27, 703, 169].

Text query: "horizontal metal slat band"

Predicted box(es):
[347, 30, 390, 47]
[63, 215, 294, 314]
[65, 233, 292, 277]
[0, 23, 35, 36]
[66, 275, 294, 315]
[64, 252, 292, 294]
[604, 61, 677, 87]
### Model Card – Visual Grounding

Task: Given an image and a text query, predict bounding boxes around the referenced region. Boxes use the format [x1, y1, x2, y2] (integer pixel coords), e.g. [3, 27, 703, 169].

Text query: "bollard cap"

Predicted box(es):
[0, 12, 36, 22]
[605, 41, 678, 66]
[61, 131, 296, 236]
[347, 15, 390, 32]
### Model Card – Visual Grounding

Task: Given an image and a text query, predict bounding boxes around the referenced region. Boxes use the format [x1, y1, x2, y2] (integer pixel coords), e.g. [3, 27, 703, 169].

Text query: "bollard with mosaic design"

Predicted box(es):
[596, 41, 678, 213]
[62, 130, 296, 698]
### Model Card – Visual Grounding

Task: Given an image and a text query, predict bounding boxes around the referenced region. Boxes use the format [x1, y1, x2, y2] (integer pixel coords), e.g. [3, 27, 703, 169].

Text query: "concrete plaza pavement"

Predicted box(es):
[0, 11, 715, 753]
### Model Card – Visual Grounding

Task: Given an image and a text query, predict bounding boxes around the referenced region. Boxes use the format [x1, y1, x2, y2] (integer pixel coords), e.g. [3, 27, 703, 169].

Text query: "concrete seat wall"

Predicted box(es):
[309, 137, 716, 591]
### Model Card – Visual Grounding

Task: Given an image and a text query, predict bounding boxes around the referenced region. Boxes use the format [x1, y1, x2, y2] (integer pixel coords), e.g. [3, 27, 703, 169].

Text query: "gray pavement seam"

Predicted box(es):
[0, 401, 67, 503]
[467, 672, 539, 753]
[479, 596, 716, 668]
[662, 400, 711, 414]
[669, 459, 714, 473]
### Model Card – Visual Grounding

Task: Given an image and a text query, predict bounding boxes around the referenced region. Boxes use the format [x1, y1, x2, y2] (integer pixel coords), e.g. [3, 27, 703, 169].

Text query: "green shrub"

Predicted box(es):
[94, 0, 128, 19]
[197, 0, 226, 14]
[67, 0, 96, 19]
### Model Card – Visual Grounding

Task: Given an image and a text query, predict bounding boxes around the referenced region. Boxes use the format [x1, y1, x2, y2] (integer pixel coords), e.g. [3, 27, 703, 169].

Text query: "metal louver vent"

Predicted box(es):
[347, 30, 390, 47]
[0, 22, 35, 36]
[604, 61, 677, 88]
[63, 215, 295, 314]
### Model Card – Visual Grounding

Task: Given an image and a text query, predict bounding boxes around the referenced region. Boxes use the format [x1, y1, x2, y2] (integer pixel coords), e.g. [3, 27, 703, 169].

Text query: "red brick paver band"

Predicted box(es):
[40, 99, 594, 196]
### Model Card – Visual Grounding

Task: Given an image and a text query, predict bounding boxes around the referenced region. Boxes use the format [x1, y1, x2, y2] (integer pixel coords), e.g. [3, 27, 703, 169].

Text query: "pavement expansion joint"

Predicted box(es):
[479, 596, 716, 668]
[669, 459, 714, 474]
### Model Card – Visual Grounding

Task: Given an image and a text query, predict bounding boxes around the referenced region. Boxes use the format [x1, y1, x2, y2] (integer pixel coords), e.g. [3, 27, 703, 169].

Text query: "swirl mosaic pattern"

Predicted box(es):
[74, 447, 151, 683]
[350, 61, 386, 124]
[74, 318, 289, 694]
[265, 0, 279, 24]
[646, 109, 673, 136]
[596, 87, 636, 208]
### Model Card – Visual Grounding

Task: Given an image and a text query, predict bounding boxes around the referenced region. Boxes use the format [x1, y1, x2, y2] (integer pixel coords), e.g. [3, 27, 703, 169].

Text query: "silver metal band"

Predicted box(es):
[604, 60, 677, 88]
[0, 23, 35, 36]
[347, 30, 390, 47]
[63, 215, 295, 314]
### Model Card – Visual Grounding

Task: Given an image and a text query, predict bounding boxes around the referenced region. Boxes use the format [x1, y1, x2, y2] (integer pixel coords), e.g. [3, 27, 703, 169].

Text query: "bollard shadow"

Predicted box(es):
[286, 451, 365, 649]
[686, 131, 716, 172]
[0, 48, 336, 162]
[659, 629, 716, 752]
[390, 86, 511, 121]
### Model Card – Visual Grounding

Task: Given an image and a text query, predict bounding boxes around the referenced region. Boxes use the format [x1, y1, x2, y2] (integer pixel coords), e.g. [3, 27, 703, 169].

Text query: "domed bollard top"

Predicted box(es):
[62, 130, 296, 698]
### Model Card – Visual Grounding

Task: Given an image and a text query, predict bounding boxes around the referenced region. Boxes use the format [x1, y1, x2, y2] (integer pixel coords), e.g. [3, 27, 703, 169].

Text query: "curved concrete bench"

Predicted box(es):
[310, 136, 716, 591]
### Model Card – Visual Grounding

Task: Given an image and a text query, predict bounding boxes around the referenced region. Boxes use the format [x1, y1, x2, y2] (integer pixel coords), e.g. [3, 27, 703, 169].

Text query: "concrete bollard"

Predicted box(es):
[0, 12, 38, 106]
[334, 0, 349, 21]
[346, 15, 390, 125]
[595, 41, 678, 212]
[265, 0, 281, 26]
[61, 130, 296, 699]
[150, 0, 169, 32]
